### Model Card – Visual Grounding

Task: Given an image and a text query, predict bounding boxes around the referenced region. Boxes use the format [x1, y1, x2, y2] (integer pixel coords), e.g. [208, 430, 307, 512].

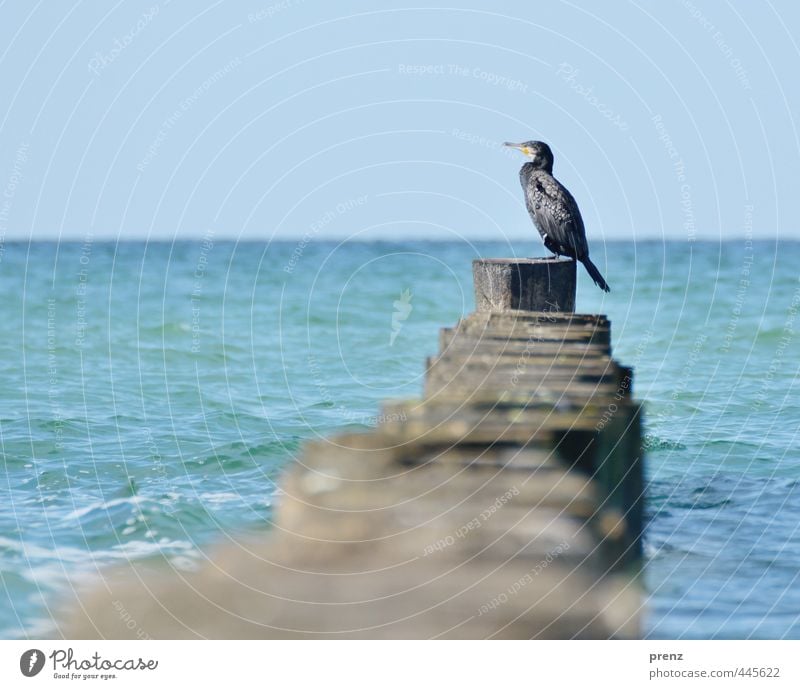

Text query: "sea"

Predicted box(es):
[0, 239, 798, 639]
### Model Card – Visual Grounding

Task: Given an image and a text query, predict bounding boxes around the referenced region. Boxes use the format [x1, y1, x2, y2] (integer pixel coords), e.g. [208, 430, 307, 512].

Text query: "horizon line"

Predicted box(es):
[0, 236, 793, 243]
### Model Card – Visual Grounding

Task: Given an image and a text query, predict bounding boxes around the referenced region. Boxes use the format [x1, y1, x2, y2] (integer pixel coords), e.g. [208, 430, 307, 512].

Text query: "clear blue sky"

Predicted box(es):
[0, 0, 798, 241]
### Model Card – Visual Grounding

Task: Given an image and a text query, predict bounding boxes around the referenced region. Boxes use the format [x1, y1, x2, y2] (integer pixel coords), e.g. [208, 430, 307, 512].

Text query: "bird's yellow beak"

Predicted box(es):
[503, 142, 531, 156]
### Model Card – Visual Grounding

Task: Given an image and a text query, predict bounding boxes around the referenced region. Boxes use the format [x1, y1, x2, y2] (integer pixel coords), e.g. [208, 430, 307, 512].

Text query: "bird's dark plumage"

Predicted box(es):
[505, 140, 610, 292]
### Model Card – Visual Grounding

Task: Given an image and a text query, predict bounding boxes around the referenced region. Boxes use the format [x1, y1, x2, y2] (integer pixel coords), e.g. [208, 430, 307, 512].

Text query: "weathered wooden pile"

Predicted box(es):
[61, 258, 643, 639]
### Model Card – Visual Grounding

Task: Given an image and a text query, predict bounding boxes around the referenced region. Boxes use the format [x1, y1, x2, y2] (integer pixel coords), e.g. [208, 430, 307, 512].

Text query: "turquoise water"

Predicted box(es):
[0, 239, 798, 639]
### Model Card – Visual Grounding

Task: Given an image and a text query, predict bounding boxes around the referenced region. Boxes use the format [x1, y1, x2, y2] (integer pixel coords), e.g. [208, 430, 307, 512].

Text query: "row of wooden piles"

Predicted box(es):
[62, 258, 644, 639]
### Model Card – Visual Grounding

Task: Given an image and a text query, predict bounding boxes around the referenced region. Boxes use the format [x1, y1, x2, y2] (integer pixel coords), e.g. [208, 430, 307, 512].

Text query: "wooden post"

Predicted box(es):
[473, 258, 576, 312]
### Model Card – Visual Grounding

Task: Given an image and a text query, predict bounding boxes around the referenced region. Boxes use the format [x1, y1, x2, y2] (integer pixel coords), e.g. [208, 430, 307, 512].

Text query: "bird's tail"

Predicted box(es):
[580, 257, 610, 293]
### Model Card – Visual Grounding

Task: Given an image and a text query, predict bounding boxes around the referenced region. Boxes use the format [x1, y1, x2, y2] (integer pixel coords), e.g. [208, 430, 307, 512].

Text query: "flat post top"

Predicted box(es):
[472, 257, 576, 313]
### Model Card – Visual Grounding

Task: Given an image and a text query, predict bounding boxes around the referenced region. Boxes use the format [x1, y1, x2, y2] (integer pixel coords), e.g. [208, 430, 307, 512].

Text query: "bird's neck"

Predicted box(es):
[522, 161, 553, 175]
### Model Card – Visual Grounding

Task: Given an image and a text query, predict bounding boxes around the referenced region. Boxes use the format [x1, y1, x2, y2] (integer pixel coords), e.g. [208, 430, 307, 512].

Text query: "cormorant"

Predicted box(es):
[504, 140, 610, 292]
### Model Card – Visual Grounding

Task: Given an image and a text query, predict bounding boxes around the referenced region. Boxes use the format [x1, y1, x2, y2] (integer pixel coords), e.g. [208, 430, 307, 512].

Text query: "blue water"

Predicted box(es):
[0, 239, 798, 639]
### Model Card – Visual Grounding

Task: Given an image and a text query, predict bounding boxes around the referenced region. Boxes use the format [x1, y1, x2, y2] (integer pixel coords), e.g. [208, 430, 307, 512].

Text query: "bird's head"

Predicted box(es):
[503, 140, 554, 172]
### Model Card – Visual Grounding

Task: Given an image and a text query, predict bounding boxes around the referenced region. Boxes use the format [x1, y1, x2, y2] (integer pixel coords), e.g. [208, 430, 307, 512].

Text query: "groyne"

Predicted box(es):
[61, 257, 643, 639]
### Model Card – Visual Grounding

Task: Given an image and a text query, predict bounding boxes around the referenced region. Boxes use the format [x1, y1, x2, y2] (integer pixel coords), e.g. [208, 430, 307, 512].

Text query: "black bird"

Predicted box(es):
[504, 140, 610, 292]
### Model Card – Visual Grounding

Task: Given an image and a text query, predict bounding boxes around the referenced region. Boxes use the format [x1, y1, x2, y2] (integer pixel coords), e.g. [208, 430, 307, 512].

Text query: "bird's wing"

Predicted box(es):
[526, 173, 589, 259]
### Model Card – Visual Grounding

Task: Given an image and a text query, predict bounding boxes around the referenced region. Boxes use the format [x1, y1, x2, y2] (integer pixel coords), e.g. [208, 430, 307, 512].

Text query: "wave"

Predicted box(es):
[642, 434, 687, 451]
